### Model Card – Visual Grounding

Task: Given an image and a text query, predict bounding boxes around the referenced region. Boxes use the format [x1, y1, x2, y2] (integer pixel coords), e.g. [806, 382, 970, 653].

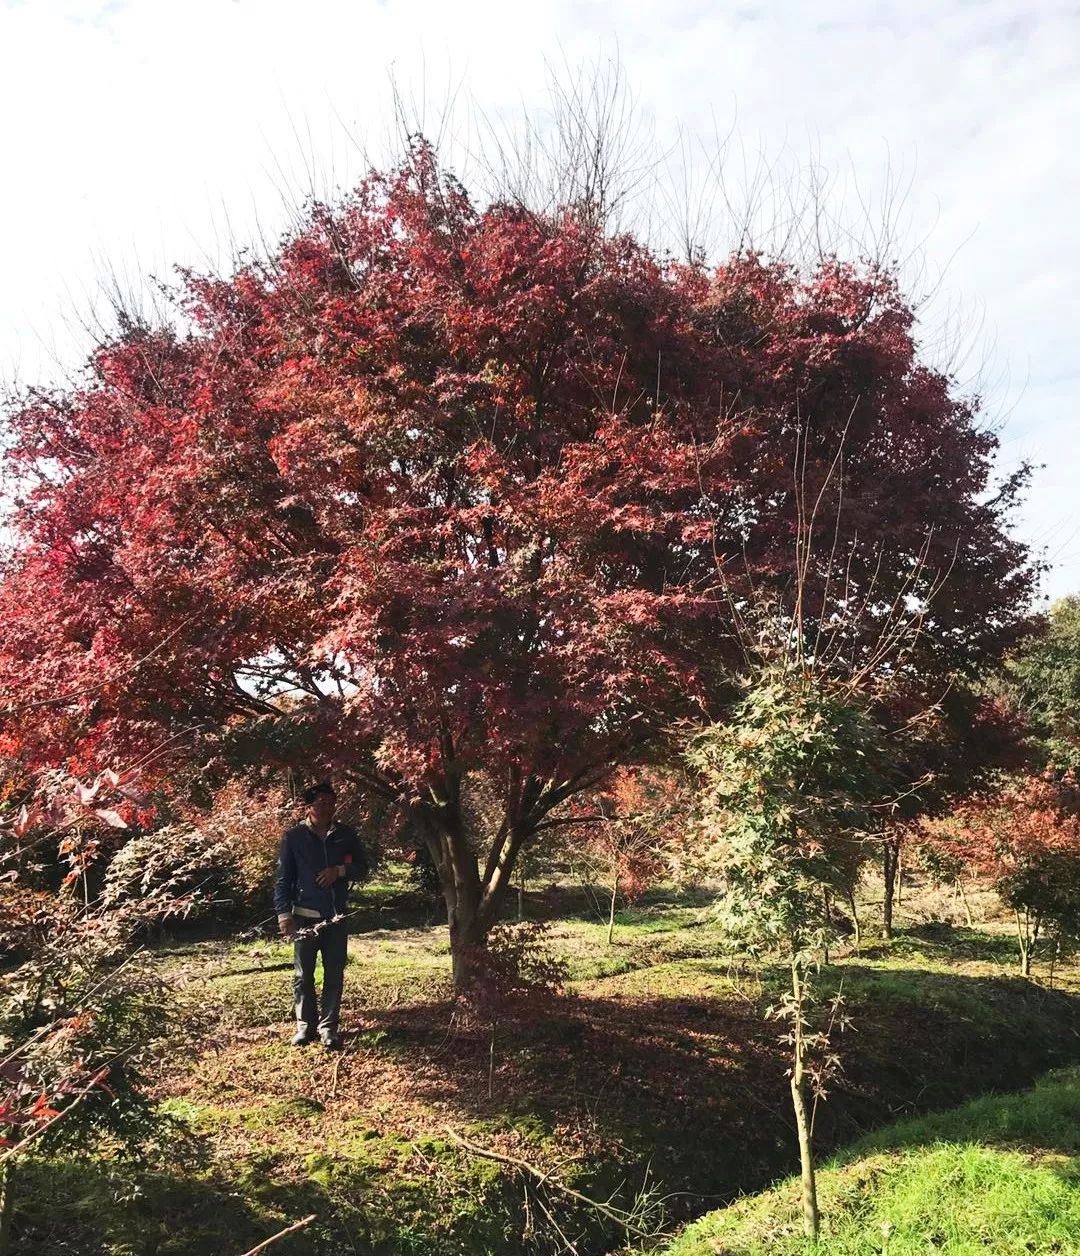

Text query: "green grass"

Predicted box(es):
[659, 1068, 1080, 1255]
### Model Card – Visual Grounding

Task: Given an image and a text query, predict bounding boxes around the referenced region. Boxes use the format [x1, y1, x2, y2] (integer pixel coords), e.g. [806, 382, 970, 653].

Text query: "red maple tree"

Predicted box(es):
[922, 772, 1080, 975]
[575, 767, 679, 945]
[0, 143, 1034, 985]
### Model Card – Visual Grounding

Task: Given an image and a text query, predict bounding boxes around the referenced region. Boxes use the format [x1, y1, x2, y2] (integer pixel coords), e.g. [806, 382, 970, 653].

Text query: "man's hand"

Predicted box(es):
[316, 864, 344, 888]
[279, 914, 297, 939]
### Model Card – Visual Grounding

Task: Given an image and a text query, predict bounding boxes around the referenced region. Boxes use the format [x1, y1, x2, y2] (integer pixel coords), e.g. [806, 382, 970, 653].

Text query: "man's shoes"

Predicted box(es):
[291, 1029, 316, 1047]
[319, 1031, 343, 1051]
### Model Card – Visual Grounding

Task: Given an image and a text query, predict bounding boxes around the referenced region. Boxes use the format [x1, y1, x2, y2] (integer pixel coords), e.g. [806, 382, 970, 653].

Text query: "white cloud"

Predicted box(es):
[1, 0, 1076, 594]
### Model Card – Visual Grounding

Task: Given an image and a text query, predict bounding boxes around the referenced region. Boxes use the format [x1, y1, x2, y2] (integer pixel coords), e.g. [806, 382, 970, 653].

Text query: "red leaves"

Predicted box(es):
[576, 767, 683, 905]
[0, 145, 1035, 849]
[29, 1093, 62, 1121]
[455, 922, 566, 1029]
[925, 773, 1080, 875]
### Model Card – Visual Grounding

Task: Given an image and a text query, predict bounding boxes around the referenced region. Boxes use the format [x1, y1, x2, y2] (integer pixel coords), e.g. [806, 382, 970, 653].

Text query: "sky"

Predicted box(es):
[1, 0, 1077, 597]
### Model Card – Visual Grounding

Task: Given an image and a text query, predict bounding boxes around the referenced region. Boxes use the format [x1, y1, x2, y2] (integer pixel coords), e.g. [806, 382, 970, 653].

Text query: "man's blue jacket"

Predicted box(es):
[273, 823, 369, 920]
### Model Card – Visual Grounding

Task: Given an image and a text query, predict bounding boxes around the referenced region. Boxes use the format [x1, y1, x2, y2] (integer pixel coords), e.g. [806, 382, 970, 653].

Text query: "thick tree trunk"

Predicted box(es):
[423, 808, 526, 994]
[444, 854, 495, 993]
[449, 908, 487, 990]
[421, 817, 487, 993]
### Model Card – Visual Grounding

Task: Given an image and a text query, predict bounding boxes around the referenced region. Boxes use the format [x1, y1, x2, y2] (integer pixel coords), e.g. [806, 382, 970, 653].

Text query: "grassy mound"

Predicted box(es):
[659, 1067, 1080, 1255]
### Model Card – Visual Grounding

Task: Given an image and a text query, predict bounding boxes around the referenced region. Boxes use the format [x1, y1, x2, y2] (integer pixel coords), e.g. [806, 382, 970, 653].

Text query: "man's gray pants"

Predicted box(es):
[292, 917, 348, 1036]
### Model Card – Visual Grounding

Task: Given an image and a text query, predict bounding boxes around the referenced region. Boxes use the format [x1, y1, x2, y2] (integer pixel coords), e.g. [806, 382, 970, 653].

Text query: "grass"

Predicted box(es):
[11, 872, 1080, 1255]
[659, 1067, 1080, 1255]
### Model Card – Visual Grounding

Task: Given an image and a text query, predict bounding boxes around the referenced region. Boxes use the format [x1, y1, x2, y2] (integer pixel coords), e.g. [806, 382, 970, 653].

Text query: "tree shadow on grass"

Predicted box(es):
[10, 1155, 326, 1256]
[350, 964, 1080, 1218]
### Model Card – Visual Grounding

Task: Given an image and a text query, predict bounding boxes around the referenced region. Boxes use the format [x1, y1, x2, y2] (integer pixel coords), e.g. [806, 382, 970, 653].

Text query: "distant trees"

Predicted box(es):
[575, 768, 681, 945]
[922, 773, 1080, 977]
[1003, 597, 1080, 770]
[907, 598, 1080, 970]
[874, 689, 1030, 938]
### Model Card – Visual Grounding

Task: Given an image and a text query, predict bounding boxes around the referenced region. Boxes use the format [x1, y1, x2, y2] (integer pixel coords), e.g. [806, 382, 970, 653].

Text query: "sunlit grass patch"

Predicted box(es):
[659, 1069, 1080, 1256]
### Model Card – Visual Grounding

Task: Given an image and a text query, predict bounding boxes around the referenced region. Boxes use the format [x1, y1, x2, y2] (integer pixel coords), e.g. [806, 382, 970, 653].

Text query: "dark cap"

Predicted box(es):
[302, 781, 336, 805]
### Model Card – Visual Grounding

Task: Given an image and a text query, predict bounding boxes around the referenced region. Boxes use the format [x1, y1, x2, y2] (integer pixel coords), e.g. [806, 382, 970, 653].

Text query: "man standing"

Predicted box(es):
[274, 782, 369, 1049]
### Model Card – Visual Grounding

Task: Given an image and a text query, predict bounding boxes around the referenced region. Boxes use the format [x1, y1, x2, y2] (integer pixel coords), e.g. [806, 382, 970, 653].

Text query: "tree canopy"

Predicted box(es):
[0, 141, 1036, 975]
[1004, 596, 1080, 769]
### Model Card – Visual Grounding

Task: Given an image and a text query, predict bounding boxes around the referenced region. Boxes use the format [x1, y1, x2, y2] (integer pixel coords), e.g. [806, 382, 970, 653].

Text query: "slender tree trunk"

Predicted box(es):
[606, 874, 618, 947]
[895, 848, 903, 907]
[846, 886, 861, 951]
[789, 960, 819, 1243]
[517, 859, 526, 922]
[881, 837, 899, 939]
[822, 887, 831, 964]
[958, 879, 973, 928]
[0, 1159, 14, 1256]
[1015, 909, 1031, 978]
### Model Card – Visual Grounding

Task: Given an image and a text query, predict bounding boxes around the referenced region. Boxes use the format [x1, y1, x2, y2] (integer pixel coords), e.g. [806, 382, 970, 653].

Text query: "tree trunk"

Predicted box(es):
[606, 874, 618, 947]
[0, 1159, 14, 1256]
[423, 820, 488, 994]
[789, 961, 819, 1243]
[1015, 909, 1032, 978]
[449, 910, 487, 990]
[421, 799, 533, 993]
[958, 879, 973, 928]
[846, 887, 861, 951]
[881, 836, 900, 939]
[425, 812, 529, 994]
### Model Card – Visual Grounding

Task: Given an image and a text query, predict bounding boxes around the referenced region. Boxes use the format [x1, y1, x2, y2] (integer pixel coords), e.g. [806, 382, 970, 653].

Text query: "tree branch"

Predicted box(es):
[236, 1214, 318, 1256]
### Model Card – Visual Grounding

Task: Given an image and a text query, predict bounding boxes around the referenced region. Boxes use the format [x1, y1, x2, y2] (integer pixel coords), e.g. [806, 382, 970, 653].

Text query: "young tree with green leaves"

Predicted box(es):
[687, 668, 890, 1242]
